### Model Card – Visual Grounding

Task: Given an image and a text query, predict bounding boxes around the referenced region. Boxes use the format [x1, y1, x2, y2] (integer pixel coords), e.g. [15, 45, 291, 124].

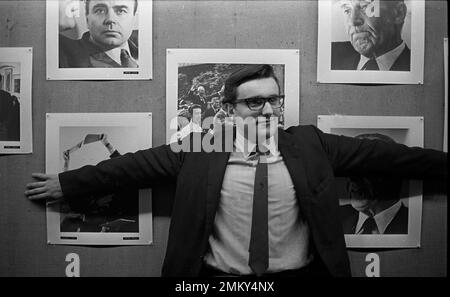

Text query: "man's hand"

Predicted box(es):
[25, 173, 64, 201]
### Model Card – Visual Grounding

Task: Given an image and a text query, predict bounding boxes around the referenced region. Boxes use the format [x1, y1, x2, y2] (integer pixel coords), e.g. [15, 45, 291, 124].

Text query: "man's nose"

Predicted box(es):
[350, 7, 364, 26]
[103, 11, 118, 25]
[261, 101, 274, 116]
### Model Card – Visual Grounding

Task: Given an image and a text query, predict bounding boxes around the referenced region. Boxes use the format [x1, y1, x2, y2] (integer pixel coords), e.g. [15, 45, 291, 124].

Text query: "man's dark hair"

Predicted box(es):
[348, 133, 403, 199]
[85, 0, 138, 16]
[222, 64, 280, 104]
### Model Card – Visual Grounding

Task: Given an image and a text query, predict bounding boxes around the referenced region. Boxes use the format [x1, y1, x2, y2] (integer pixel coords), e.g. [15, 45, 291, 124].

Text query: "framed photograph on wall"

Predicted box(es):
[46, 113, 153, 245]
[317, 115, 423, 248]
[317, 0, 425, 84]
[166, 48, 300, 144]
[46, 0, 152, 80]
[0, 47, 33, 154]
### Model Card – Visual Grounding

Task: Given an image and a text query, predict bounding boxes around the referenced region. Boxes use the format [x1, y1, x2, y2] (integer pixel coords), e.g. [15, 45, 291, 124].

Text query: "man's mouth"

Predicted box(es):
[102, 30, 121, 36]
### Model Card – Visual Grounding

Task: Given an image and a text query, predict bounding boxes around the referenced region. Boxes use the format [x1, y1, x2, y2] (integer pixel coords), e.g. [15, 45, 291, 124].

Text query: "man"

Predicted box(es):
[25, 65, 446, 277]
[340, 133, 408, 235]
[59, 0, 139, 68]
[0, 89, 19, 141]
[331, 0, 410, 71]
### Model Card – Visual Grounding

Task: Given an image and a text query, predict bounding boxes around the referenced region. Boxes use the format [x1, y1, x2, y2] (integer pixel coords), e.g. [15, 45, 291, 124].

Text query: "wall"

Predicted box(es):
[0, 0, 447, 277]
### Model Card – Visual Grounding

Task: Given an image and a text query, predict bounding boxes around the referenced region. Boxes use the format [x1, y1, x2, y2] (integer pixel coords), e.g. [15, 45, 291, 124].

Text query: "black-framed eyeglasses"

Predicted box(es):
[233, 95, 285, 111]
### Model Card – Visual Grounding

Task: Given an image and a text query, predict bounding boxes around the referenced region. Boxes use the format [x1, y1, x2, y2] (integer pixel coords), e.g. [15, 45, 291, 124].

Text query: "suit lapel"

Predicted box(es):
[277, 129, 313, 201]
[205, 146, 230, 236]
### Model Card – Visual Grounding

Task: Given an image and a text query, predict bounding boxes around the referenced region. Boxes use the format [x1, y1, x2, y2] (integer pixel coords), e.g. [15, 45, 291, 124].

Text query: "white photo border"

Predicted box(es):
[317, 115, 424, 248]
[46, 0, 152, 80]
[46, 113, 153, 245]
[0, 47, 33, 154]
[317, 0, 425, 84]
[166, 48, 300, 144]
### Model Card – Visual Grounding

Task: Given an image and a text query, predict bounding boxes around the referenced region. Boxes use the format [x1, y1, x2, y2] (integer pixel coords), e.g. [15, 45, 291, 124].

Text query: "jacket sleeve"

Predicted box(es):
[59, 144, 183, 200]
[311, 126, 447, 180]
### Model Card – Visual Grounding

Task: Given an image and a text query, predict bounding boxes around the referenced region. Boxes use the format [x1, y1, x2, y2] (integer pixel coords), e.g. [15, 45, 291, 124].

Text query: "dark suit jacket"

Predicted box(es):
[331, 41, 411, 71]
[340, 204, 408, 234]
[59, 31, 139, 68]
[59, 125, 447, 277]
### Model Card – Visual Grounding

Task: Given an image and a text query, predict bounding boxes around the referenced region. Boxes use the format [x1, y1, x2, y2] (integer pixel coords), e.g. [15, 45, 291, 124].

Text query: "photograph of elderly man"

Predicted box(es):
[331, 0, 410, 71]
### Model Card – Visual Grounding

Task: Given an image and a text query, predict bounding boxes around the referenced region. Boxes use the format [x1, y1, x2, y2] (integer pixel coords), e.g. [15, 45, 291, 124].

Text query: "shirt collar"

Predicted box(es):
[234, 128, 279, 159]
[104, 43, 132, 66]
[357, 41, 406, 71]
[355, 200, 403, 234]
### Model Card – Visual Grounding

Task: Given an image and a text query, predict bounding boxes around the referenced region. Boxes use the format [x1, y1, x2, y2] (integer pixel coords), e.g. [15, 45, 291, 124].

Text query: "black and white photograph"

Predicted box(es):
[45, 113, 152, 245]
[0, 47, 32, 154]
[46, 0, 152, 80]
[166, 49, 300, 143]
[318, 115, 424, 248]
[317, 0, 425, 84]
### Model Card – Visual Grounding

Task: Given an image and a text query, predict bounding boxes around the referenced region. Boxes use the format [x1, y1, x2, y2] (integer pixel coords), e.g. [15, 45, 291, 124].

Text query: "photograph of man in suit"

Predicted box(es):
[339, 133, 408, 235]
[25, 65, 446, 277]
[340, 174, 407, 234]
[331, 0, 411, 71]
[59, 0, 139, 68]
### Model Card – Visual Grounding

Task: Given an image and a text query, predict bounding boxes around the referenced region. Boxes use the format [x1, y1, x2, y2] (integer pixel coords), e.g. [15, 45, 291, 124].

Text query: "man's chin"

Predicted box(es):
[351, 39, 375, 56]
[98, 38, 125, 48]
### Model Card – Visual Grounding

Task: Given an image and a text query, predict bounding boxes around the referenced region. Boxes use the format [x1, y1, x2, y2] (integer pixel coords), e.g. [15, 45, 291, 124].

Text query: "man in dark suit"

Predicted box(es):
[339, 133, 409, 234]
[59, 0, 139, 68]
[0, 89, 20, 141]
[25, 65, 447, 277]
[331, 0, 410, 71]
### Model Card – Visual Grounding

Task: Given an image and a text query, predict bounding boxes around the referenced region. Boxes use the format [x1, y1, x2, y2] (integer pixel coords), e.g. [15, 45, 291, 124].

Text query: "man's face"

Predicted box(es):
[86, 0, 136, 50]
[348, 179, 377, 213]
[339, 0, 403, 57]
[231, 77, 281, 142]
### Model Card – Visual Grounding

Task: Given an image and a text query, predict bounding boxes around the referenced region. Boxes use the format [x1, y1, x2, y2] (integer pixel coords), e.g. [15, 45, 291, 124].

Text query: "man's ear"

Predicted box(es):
[393, 1, 407, 24]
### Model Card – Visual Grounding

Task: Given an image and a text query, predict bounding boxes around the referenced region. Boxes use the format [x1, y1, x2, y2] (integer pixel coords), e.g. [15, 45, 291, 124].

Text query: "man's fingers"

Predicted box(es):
[26, 181, 46, 189]
[31, 173, 49, 180]
[25, 187, 46, 196]
[28, 192, 51, 200]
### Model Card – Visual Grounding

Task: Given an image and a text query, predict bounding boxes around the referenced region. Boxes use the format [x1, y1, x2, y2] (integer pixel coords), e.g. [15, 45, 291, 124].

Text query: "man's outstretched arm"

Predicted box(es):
[25, 144, 183, 201]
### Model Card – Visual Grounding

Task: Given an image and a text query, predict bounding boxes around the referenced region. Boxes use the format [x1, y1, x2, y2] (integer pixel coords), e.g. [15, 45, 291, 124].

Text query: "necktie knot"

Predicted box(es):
[362, 58, 379, 71]
[361, 216, 379, 234]
[120, 49, 138, 68]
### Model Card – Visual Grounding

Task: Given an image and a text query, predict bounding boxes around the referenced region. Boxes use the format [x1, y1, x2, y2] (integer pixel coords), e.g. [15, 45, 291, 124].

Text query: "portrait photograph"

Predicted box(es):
[166, 49, 300, 144]
[0, 47, 32, 154]
[46, 0, 152, 80]
[317, 0, 425, 84]
[46, 113, 153, 245]
[317, 115, 424, 248]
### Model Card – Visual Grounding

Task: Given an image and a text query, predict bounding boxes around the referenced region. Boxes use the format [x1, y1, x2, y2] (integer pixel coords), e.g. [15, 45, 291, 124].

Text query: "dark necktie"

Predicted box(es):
[362, 58, 379, 70]
[361, 216, 379, 234]
[120, 49, 138, 68]
[248, 150, 269, 276]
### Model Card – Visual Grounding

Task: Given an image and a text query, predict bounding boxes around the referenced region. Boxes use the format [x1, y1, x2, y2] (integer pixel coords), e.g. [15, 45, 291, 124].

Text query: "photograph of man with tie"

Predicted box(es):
[339, 133, 409, 235]
[25, 64, 447, 277]
[58, 0, 139, 68]
[330, 0, 410, 71]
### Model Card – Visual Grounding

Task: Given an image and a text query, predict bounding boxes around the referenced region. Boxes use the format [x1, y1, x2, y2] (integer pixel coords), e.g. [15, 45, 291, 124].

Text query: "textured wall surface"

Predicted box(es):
[0, 0, 447, 277]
